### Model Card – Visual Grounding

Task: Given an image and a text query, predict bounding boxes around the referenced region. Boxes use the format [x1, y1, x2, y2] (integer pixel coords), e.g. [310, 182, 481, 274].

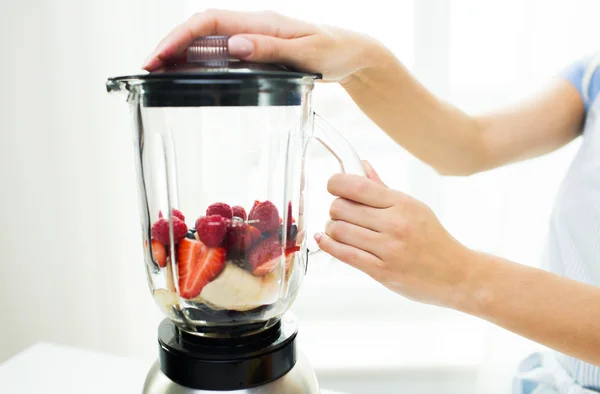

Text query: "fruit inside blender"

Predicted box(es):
[146, 200, 302, 320]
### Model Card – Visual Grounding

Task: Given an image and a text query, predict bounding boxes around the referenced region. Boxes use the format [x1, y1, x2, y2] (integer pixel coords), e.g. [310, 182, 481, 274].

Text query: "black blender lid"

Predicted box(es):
[106, 36, 321, 107]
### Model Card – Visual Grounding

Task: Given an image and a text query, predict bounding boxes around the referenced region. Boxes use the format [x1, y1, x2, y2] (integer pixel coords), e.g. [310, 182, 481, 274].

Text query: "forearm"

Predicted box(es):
[341, 46, 485, 176]
[457, 250, 600, 366]
[340, 44, 584, 176]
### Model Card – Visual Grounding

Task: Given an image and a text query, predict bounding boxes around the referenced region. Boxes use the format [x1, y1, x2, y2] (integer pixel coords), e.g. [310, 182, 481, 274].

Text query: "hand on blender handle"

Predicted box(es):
[142, 8, 388, 83]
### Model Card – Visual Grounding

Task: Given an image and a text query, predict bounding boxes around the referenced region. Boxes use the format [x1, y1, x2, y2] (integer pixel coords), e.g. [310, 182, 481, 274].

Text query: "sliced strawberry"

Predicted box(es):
[232, 205, 247, 220]
[145, 239, 167, 268]
[285, 245, 300, 255]
[248, 201, 280, 234]
[248, 235, 283, 276]
[223, 221, 262, 253]
[177, 238, 226, 299]
[195, 215, 227, 247]
[206, 203, 233, 219]
[285, 250, 298, 275]
[285, 201, 293, 230]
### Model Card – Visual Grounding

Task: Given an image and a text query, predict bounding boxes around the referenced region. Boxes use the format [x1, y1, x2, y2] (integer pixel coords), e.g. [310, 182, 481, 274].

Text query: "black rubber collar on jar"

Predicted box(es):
[156, 316, 298, 391]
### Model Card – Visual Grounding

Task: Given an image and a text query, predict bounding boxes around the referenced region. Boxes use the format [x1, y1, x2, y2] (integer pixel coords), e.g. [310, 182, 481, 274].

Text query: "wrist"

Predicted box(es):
[339, 33, 396, 86]
[446, 246, 496, 316]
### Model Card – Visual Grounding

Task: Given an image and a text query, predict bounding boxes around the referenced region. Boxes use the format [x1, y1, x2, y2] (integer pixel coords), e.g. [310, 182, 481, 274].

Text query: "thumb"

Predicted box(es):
[362, 160, 387, 187]
[228, 34, 293, 64]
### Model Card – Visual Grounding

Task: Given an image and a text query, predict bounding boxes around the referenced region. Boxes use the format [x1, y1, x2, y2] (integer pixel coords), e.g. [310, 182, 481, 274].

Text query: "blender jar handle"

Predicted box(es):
[306, 112, 366, 258]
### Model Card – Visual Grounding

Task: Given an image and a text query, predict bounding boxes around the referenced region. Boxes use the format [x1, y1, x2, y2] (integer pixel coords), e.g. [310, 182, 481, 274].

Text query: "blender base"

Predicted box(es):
[142, 314, 320, 394]
[142, 349, 319, 394]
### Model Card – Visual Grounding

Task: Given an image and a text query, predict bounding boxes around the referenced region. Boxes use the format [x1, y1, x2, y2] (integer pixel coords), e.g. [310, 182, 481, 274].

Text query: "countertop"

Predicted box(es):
[0, 342, 345, 394]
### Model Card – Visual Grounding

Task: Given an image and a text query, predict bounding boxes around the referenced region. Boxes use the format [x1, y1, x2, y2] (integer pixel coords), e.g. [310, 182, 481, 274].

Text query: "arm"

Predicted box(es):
[458, 251, 600, 366]
[320, 164, 600, 367]
[341, 50, 585, 175]
[144, 10, 586, 176]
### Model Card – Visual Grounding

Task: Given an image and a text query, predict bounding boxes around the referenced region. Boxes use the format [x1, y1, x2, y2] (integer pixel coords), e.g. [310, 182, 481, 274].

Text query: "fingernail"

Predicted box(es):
[142, 54, 161, 70]
[314, 233, 323, 243]
[228, 36, 254, 58]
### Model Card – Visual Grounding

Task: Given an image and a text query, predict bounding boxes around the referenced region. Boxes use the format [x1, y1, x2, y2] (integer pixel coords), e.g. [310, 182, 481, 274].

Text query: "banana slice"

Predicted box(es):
[194, 262, 281, 311]
[153, 288, 180, 316]
[165, 259, 176, 292]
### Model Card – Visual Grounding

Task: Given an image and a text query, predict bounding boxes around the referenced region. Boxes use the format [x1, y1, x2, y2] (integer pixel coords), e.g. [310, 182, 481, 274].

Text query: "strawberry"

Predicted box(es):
[284, 246, 300, 275]
[151, 217, 188, 245]
[159, 208, 185, 221]
[285, 201, 293, 229]
[195, 215, 227, 247]
[248, 201, 280, 234]
[206, 203, 233, 219]
[232, 205, 247, 220]
[223, 221, 262, 253]
[145, 239, 167, 268]
[285, 245, 300, 255]
[177, 238, 226, 299]
[248, 235, 283, 276]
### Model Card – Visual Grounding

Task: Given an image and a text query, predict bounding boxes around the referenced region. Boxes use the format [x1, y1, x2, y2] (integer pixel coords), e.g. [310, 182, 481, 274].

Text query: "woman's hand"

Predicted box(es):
[319, 162, 600, 366]
[316, 161, 473, 308]
[143, 9, 387, 83]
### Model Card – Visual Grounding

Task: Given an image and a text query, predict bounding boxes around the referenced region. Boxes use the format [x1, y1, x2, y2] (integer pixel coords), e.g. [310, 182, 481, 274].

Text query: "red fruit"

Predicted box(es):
[248, 200, 260, 219]
[146, 239, 167, 268]
[177, 238, 226, 299]
[285, 201, 296, 232]
[223, 221, 262, 252]
[151, 217, 188, 245]
[279, 215, 295, 225]
[285, 245, 300, 255]
[159, 208, 185, 221]
[248, 235, 283, 276]
[248, 201, 280, 234]
[232, 205, 247, 220]
[195, 215, 227, 247]
[206, 203, 233, 219]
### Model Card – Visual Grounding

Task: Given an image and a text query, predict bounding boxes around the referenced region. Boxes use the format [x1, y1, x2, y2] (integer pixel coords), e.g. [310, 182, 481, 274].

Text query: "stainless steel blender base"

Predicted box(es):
[142, 350, 320, 394]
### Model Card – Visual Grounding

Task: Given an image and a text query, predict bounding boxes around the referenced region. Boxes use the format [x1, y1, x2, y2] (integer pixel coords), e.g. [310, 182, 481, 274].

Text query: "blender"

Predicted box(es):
[106, 36, 365, 393]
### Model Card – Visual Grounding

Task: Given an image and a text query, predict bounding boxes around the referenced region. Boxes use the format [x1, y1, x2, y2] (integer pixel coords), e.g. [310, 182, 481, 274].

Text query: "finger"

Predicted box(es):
[228, 34, 303, 65]
[143, 9, 314, 70]
[314, 232, 382, 278]
[362, 160, 387, 187]
[327, 173, 396, 208]
[325, 219, 383, 258]
[329, 197, 385, 232]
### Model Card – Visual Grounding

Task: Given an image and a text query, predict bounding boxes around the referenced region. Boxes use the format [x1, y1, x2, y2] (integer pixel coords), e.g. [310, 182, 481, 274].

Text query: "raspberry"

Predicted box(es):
[151, 217, 188, 245]
[232, 205, 247, 220]
[223, 221, 262, 253]
[159, 208, 185, 221]
[248, 201, 280, 234]
[206, 203, 233, 219]
[195, 215, 228, 247]
[248, 200, 260, 220]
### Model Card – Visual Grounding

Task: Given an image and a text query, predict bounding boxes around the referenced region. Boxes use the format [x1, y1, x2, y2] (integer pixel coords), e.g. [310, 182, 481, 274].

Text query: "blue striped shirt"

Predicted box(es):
[531, 53, 600, 392]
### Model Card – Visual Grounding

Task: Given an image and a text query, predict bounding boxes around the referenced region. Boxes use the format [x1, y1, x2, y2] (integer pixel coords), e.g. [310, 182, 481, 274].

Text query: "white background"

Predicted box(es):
[0, 1, 598, 393]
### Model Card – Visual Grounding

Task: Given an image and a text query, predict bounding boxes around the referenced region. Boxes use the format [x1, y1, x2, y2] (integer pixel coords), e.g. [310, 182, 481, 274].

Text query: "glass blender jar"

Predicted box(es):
[107, 36, 365, 337]
[107, 36, 366, 393]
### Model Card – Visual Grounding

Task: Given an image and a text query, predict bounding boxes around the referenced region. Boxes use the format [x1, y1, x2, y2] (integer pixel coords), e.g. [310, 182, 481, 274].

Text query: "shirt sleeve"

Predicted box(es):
[559, 53, 600, 112]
